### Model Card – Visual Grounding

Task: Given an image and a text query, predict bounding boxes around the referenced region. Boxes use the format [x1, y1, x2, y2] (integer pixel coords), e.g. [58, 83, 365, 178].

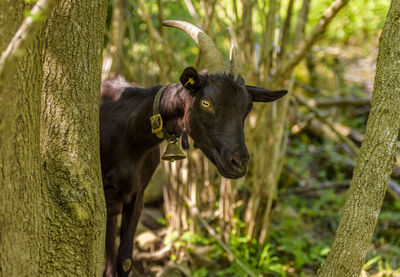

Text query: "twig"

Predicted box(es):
[271, 0, 349, 86]
[0, 0, 60, 85]
[183, 196, 258, 277]
[295, 80, 319, 93]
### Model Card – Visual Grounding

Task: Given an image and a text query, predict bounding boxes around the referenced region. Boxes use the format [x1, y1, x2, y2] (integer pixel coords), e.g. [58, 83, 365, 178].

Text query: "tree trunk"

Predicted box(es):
[0, 0, 108, 275]
[318, 1, 400, 276]
[0, 1, 44, 275]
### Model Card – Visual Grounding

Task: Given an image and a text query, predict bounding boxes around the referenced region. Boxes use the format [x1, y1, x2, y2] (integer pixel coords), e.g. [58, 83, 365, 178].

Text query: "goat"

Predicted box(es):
[100, 20, 287, 277]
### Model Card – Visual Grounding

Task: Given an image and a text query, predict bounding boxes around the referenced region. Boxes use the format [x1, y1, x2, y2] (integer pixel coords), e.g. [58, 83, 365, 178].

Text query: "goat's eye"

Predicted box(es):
[201, 99, 211, 108]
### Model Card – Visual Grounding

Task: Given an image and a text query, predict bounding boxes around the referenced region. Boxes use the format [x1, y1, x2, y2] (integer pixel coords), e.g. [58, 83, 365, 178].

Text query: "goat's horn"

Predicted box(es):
[227, 27, 242, 77]
[163, 20, 228, 75]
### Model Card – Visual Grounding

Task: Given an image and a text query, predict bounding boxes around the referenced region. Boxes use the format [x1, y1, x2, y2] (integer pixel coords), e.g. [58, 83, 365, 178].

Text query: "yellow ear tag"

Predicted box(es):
[184, 77, 195, 87]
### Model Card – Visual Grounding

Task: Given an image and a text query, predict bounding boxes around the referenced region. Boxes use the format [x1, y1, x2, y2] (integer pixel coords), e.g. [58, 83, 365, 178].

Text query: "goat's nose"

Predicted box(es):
[227, 152, 249, 170]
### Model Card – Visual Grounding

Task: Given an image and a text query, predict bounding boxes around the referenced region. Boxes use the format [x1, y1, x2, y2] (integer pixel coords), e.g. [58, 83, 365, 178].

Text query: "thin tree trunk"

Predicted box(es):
[109, 0, 127, 76]
[261, 0, 277, 81]
[318, 1, 400, 275]
[241, 0, 255, 79]
[279, 0, 295, 63]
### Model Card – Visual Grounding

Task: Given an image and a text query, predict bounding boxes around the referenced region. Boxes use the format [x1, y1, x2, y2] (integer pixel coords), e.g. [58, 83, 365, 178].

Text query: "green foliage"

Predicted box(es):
[171, 191, 400, 276]
[170, 228, 285, 276]
[307, 0, 390, 42]
[270, 190, 342, 270]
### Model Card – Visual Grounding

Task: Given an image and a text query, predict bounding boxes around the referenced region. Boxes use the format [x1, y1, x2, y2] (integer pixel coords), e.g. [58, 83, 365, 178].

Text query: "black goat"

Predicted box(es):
[100, 20, 287, 277]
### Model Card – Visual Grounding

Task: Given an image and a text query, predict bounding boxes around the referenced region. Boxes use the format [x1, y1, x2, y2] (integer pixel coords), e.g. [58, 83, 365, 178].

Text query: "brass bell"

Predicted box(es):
[162, 140, 186, 162]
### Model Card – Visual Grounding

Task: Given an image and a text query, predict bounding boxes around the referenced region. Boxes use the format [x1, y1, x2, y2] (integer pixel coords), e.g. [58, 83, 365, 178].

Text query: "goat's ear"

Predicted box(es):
[180, 66, 202, 96]
[246, 85, 288, 102]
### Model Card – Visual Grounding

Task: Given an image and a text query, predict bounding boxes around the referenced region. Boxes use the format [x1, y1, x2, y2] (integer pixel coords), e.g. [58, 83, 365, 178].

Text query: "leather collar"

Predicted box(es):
[149, 86, 180, 142]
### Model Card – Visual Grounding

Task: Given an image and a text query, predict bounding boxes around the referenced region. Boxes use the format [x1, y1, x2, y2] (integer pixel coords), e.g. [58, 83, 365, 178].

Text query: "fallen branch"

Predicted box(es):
[133, 245, 171, 262]
[314, 96, 371, 107]
[286, 147, 400, 200]
[0, 0, 60, 85]
[294, 97, 400, 179]
[282, 180, 350, 195]
[295, 94, 359, 154]
[294, 81, 371, 107]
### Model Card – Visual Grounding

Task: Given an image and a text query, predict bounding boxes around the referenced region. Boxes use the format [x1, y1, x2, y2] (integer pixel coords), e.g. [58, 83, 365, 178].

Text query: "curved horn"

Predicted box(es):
[227, 27, 242, 77]
[163, 20, 227, 74]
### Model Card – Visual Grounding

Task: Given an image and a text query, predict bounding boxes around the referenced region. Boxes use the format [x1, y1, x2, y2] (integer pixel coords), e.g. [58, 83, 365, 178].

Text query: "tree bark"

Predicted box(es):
[0, 1, 44, 275]
[0, 0, 108, 275]
[318, 0, 400, 276]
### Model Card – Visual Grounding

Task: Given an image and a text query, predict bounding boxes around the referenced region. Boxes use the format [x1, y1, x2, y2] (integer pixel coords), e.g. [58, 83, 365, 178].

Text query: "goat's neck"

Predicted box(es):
[159, 83, 193, 137]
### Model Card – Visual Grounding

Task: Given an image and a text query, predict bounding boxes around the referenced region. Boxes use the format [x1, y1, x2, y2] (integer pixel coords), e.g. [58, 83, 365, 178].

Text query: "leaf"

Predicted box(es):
[363, 255, 381, 270]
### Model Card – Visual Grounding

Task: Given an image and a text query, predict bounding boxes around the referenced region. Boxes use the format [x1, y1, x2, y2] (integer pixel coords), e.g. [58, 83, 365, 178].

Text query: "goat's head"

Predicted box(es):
[164, 20, 287, 179]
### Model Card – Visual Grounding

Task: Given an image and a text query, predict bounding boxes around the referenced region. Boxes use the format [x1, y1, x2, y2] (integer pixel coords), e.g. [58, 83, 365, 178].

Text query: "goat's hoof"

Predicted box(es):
[122, 258, 132, 272]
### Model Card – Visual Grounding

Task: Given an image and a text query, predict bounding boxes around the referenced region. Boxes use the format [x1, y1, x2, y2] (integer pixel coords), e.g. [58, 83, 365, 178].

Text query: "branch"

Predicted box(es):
[295, 80, 372, 107]
[314, 96, 371, 107]
[261, 0, 277, 80]
[282, 180, 350, 195]
[294, 92, 400, 179]
[295, 94, 360, 155]
[0, 0, 60, 84]
[278, 0, 295, 63]
[183, 0, 203, 28]
[271, 0, 349, 86]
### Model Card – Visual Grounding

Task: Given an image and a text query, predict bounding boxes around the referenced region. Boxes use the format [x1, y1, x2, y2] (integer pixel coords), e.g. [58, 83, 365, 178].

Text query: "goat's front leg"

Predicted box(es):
[104, 202, 121, 277]
[116, 191, 145, 277]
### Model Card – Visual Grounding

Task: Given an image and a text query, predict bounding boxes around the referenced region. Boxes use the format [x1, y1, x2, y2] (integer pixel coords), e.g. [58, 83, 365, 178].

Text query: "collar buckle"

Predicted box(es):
[150, 113, 164, 139]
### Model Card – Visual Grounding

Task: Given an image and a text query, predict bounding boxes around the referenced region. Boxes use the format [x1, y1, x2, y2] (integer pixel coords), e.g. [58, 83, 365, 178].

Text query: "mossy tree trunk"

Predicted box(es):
[0, 0, 108, 275]
[319, 1, 400, 276]
[0, 1, 44, 275]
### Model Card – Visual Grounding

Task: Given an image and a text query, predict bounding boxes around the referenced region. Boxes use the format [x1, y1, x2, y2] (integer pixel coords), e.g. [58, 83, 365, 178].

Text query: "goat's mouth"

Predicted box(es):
[196, 141, 247, 179]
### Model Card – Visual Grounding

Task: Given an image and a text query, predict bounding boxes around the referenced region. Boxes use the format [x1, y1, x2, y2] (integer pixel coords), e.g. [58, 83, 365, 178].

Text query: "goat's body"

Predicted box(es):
[100, 81, 163, 276]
